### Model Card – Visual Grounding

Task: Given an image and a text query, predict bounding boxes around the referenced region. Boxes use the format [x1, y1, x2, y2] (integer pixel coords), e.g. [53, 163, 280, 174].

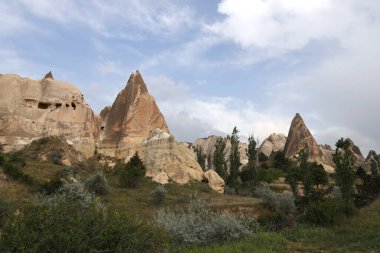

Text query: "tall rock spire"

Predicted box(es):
[100, 71, 169, 151]
[283, 113, 323, 161]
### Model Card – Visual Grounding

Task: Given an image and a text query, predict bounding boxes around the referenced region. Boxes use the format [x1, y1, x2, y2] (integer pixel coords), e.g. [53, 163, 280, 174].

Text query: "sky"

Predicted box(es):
[1, 0, 379, 154]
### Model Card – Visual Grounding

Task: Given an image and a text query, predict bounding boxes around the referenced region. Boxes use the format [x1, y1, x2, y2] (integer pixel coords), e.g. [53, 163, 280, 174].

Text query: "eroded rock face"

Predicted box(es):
[191, 136, 248, 170]
[203, 170, 225, 194]
[259, 133, 287, 157]
[143, 129, 204, 185]
[98, 71, 169, 158]
[283, 113, 323, 162]
[0, 73, 99, 157]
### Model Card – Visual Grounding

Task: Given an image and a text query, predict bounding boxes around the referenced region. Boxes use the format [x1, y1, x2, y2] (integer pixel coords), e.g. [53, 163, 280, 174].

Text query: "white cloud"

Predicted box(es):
[207, 0, 379, 59]
[16, 0, 194, 38]
[146, 75, 291, 143]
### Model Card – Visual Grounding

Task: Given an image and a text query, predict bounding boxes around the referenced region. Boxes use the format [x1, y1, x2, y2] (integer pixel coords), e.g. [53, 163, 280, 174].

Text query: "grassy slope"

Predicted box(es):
[183, 198, 380, 253]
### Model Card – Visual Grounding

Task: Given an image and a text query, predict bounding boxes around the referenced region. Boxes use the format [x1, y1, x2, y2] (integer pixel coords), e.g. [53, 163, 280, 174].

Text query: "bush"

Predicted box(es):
[0, 200, 12, 227]
[49, 149, 64, 165]
[120, 152, 146, 188]
[39, 178, 63, 195]
[255, 183, 295, 213]
[8, 152, 26, 166]
[303, 199, 357, 226]
[0, 154, 4, 166]
[85, 172, 110, 195]
[0, 181, 169, 253]
[151, 185, 167, 205]
[263, 168, 282, 183]
[155, 200, 257, 246]
[257, 210, 293, 231]
[2, 162, 33, 184]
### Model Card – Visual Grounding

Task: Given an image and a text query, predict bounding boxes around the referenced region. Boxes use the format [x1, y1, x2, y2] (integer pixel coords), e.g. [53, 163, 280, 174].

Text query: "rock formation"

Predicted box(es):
[347, 139, 365, 166]
[259, 133, 287, 157]
[283, 113, 323, 162]
[0, 73, 99, 157]
[203, 170, 225, 194]
[98, 71, 169, 158]
[191, 136, 248, 170]
[143, 129, 204, 185]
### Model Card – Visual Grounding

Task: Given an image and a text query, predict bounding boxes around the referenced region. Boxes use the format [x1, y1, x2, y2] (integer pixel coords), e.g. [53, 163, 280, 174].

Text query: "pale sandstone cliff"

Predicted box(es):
[0, 73, 99, 157]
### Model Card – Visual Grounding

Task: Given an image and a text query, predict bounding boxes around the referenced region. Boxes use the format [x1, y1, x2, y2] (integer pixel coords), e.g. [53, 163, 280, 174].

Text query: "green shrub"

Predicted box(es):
[263, 168, 282, 183]
[151, 185, 167, 205]
[0, 199, 12, 227]
[0, 154, 4, 166]
[155, 200, 258, 246]
[39, 178, 63, 195]
[255, 183, 295, 213]
[120, 152, 146, 188]
[303, 199, 357, 226]
[199, 183, 212, 193]
[85, 172, 110, 195]
[48, 148, 64, 165]
[2, 162, 33, 184]
[8, 152, 26, 166]
[257, 210, 290, 231]
[0, 181, 169, 253]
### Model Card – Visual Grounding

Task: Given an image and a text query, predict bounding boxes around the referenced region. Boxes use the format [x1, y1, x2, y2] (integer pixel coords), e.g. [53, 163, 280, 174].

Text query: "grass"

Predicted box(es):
[183, 198, 380, 253]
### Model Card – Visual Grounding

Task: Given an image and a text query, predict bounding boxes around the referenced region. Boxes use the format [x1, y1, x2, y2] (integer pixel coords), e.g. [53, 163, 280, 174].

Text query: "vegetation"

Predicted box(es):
[150, 185, 167, 205]
[245, 135, 258, 186]
[120, 152, 146, 188]
[195, 146, 206, 171]
[227, 127, 241, 190]
[213, 137, 227, 180]
[85, 171, 110, 195]
[155, 200, 258, 246]
[0, 181, 169, 253]
[333, 138, 356, 203]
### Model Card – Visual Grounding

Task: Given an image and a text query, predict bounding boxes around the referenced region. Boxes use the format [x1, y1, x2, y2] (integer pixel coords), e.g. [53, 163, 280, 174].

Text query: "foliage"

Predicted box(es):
[0, 181, 169, 253]
[285, 166, 301, 197]
[310, 163, 329, 188]
[39, 178, 63, 195]
[85, 172, 110, 195]
[120, 152, 146, 188]
[0, 199, 12, 227]
[2, 162, 33, 184]
[49, 148, 64, 165]
[0, 153, 4, 166]
[213, 137, 227, 180]
[303, 198, 357, 226]
[244, 135, 258, 185]
[262, 168, 282, 183]
[370, 158, 379, 176]
[195, 146, 206, 171]
[155, 200, 258, 246]
[8, 152, 26, 166]
[333, 138, 356, 203]
[355, 175, 380, 207]
[255, 183, 295, 213]
[150, 185, 167, 205]
[273, 151, 291, 170]
[227, 127, 241, 189]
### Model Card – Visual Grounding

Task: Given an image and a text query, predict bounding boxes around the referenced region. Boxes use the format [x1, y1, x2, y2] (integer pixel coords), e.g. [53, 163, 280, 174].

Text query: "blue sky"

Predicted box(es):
[1, 0, 380, 154]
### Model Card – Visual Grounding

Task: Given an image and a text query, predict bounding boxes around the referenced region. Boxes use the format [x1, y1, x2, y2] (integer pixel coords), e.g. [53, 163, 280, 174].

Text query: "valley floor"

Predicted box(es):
[183, 198, 380, 253]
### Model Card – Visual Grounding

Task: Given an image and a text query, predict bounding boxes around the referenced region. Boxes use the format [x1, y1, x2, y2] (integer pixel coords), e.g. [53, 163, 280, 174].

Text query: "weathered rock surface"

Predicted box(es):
[143, 129, 204, 185]
[259, 133, 287, 157]
[203, 170, 225, 194]
[191, 136, 248, 170]
[0, 73, 99, 157]
[319, 144, 335, 167]
[284, 113, 323, 162]
[98, 71, 169, 158]
[347, 139, 365, 166]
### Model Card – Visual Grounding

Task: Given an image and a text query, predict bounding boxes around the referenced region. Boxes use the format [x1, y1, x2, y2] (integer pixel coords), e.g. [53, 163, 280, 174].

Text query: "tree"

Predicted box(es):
[120, 152, 146, 188]
[333, 138, 356, 203]
[195, 146, 206, 171]
[310, 163, 328, 189]
[297, 150, 313, 198]
[227, 127, 241, 189]
[213, 137, 227, 180]
[370, 159, 379, 176]
[245, 135, 258, 185]
[285, 166, 302, 197]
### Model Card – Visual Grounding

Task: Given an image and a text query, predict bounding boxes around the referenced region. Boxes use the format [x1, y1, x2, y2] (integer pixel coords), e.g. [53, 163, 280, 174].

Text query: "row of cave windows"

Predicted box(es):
[38, 102, 76, 110]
